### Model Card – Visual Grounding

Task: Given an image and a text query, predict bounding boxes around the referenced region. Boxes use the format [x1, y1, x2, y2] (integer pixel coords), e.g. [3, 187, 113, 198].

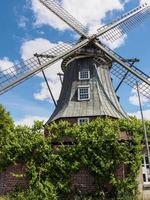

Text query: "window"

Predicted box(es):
[79, 70, 90, 80]
[78, 86, 90, 101]
[142, 152, 150, 185]
[78, 118, 89, 125]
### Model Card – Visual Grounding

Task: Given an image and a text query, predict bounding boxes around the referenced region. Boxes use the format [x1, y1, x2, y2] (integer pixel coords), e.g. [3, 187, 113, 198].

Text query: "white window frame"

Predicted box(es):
[78, 118, 89, 125]
[79, 69, 90, 80]
[78, 85, 90, 101]
[142, 150, 150, 188]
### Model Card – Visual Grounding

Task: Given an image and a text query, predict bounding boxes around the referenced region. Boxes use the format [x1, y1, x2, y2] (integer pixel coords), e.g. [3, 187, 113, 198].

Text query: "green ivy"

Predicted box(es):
[0, 105, 145, 199]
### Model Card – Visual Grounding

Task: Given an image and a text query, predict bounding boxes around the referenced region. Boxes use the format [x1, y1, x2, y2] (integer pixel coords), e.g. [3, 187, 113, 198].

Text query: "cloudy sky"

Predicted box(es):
[0, 0, 150, 126]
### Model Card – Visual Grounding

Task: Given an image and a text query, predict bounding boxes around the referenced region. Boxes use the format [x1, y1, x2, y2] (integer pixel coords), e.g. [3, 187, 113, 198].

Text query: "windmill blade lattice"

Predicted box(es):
[0, 43, 73, 94]
[40, 0, 88, 37]
[97, 3, 150, 43]
[111, 62, 150, 99]
[94, 41, 150, 99]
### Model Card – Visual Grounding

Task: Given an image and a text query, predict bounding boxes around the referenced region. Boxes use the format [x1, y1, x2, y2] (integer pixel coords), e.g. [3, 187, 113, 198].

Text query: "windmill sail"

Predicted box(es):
[40, 0, 150, 43]
[94, 42, 150, 99]
[111, 62, 150, 99]
[0, 40, 90, 94]
[97, 3, 150, 42]
[39, 0, 88, 37]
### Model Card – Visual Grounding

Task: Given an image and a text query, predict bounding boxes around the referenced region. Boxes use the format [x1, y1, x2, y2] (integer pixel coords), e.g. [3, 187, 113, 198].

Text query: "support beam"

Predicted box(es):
[34, 54, 57, 107]
[115, 58, 140, 92]
[34, 53, 55, 59]
[136, 82, 150, 174]
[57, 73, 63, 85]
[42, 69, 57, 107]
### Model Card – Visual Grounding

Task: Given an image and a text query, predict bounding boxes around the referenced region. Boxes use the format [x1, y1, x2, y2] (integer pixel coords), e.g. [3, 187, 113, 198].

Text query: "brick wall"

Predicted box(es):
[71, 167, 96, 194]
[0, 162, 128, 196]
[0, 163, 28, 195]
[70, 165, 126, 195]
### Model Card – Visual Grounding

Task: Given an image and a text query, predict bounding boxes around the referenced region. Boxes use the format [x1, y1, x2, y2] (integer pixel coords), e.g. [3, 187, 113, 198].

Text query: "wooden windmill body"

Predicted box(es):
[48, 43, 127, 124]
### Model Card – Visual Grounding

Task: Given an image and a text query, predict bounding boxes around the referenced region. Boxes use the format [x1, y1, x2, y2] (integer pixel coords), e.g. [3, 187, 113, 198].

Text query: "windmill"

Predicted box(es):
[0, 1, 150, 120]
[1, 0, 150, 122]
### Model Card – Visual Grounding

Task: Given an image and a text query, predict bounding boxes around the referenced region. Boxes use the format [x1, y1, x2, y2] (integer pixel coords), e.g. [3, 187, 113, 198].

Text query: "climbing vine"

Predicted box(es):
[0, 105, 146, 199]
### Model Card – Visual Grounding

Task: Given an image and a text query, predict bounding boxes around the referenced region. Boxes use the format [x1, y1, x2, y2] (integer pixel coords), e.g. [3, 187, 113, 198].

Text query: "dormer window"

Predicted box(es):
[78, 118, 89, 125]
[79, 69, 90, 80]
[78, 85, 90, 101]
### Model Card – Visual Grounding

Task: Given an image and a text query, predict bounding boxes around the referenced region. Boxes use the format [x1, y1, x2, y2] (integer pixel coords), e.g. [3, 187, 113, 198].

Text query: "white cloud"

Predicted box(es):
[20, 38, 63, 102]
[128, 109, 150, 120]
[111, 35, 127, 49]
[15, 115, 48, 126]
[31, 0, 124, 34]
[129, 93, 149, 106]
[140, 0, 150, 5]
[102, 33, 127, 50]
[0, 57, 16, 75]
[31, 0, 68, 30]
[129, 80, 150, 106]
[33, 62, 62, 102]
[35, 59, 63, 101]
[20, 38, 56, 60]
[18, 16, 28, 28]
[63, 0, 123, 33]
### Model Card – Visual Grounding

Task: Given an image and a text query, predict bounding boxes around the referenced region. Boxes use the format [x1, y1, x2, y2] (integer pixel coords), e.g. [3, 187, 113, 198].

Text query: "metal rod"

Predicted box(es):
[42, 69, 57, 107]
[57, 73, 63, 85]
[136, 82, 150, 173]
[34, 53, 55, 59]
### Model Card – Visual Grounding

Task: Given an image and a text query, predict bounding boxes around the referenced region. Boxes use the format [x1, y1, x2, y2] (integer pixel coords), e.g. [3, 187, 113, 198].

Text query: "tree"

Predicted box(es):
[0, 104, 14, 143]
[0, 104, 15, 171]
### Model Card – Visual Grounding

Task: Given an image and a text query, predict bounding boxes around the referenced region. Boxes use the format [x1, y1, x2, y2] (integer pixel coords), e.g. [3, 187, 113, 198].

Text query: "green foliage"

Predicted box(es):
[0, 104, 14, 145]
[0, 104, 144, 200]
[0, 197, 9, 200]
[0, 104, 15, 172]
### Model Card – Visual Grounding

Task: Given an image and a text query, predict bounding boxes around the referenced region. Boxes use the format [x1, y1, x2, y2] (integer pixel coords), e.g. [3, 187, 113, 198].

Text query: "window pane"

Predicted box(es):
[78, 87, 89, 100]
[79, 70, 90, 80]
[78, 118, 89, 125]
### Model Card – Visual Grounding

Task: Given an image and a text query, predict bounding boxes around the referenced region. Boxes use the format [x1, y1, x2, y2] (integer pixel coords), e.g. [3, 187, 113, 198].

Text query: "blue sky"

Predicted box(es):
[0, 0, 150, 125]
